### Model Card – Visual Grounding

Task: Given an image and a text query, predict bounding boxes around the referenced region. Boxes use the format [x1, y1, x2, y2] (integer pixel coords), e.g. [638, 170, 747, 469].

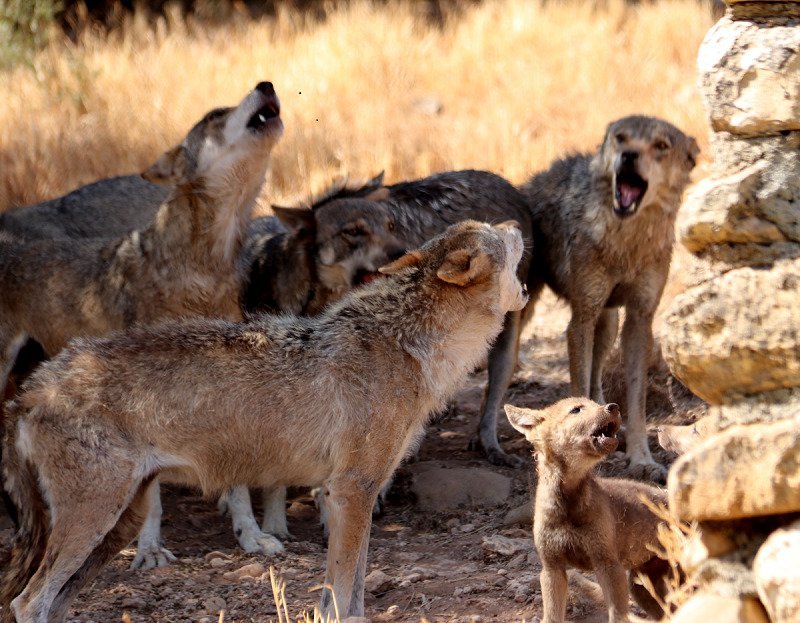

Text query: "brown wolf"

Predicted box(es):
[307, 170, 534, 466]
[521, 115, 699, 482]
[0, 220, 528, 623]
[0, 82, 284, 566]
[504, 398, 670, 622]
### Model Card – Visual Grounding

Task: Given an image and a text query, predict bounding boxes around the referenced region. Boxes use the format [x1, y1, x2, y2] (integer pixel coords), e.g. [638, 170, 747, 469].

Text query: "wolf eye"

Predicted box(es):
[387, 221, 395, 232]
[614, 132, 627, 144]
[205, 108, 227, 122]
[654, 139, 670, 151]
[569, 405, 582, 414]
[342, 225, 365, 237]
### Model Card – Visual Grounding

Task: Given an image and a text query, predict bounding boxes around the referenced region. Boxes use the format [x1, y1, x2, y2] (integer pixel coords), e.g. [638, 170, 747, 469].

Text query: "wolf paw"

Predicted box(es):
[130, 545, 177, 570]
[217, 494, 231, 517]
[625, 460, 668, 485]
[237, 526, 284, 556]
[261, 517, 292, 540]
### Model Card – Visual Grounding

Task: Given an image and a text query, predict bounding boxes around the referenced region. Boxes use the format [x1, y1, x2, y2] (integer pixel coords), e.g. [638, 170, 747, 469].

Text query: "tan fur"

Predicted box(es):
[1, 221, 527, 623]
[522, 115, 699, 482]
[505, 398, 670, 623]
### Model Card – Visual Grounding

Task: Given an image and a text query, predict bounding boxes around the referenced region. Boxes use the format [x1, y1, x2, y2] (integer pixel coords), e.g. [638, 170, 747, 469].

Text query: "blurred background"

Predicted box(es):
[0, 0, 716, 212]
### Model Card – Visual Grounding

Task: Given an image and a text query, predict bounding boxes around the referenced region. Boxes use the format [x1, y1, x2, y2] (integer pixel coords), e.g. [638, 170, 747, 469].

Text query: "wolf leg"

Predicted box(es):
[590, 308, 619, 403]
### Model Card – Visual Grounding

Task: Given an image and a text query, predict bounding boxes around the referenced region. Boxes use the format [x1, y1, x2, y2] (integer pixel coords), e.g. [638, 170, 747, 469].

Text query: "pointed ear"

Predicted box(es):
[436, 248, 491, 286]
[504, 404, 545, 436]
[363, 171, 389, 201]
[272, 205, 315, 233]
[378, 250, 422, 275]
[142, 146, 186, 186]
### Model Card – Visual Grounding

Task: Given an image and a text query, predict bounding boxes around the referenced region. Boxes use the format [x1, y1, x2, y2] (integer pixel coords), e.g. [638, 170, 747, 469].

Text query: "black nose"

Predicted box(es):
[621, 151, 639, 166]
[605, 403, 620, 414]
[256, 82, 274, 95]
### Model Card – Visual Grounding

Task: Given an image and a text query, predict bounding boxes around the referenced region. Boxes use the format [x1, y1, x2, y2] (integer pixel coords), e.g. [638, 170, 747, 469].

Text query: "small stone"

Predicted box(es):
[203, 596, 226, 613]
[210, 557, 232, 568]
[364, 569, 394, 594]
[754, 519, 800, 623]
[460, 523, 476, 532]
[481, 534, 534, 557]
[121, 596, 146, 610]
[223, 562, 266, 581]
[670, 592, 768, 623]
[386, 604, 401, 618]
[204, 550, 231, 562]
[445, 518, 460, 529]
[502, 502, 532, 527]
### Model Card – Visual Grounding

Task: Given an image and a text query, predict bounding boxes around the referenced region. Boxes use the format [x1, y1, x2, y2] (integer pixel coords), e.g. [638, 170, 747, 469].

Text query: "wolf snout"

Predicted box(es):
[620, 150, 638, 166]
[256, 81, 275, 96]
[604, 403, 620, 415]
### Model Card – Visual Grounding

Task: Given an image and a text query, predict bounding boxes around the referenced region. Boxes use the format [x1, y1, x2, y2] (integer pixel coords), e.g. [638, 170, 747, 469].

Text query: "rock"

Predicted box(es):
[203, 596, 226, 613]
[342, 618, 371, 623]
[409, 463, 512, 511]
[121, 596, 147, 610]
[502, 501, 532, 526]
[204, 550, 231, 562]
[670, 592, 769, 623]
[709, 388, 800, 431]
[385, 604, 401, 618]
[364, 569, 394, 594]
[668, 417, 800, 521]
[481, 534, 534, 557]
[698, 17, 800, 136]
[222, 562, 265, 581]
[662, 258, 800, 404]
[209, 557, 232, 568]
[754, 519, 800, 622]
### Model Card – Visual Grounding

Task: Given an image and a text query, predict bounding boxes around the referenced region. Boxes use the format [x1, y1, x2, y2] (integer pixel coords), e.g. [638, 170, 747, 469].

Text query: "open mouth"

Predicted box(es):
[591, 417, 620, 453]
[613, 169, 648, 217]
[246, 99, 281, 133]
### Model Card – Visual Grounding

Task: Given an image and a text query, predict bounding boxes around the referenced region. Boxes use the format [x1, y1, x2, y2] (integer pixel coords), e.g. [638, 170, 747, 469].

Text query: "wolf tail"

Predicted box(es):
[0, 399, 48, 621]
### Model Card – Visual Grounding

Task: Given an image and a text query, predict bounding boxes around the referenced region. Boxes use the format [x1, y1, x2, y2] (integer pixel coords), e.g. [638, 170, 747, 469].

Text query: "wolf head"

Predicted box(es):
[142, 81, 283, 192]
[378, 219, 528, 315]
[505, 398, 622, 472]
[594, 115, 699, 219]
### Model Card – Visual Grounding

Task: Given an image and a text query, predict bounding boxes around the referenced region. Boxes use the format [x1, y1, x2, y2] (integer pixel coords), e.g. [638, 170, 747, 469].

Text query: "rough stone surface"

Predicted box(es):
[662, 257, 800, 403]
[364, 569, 395, 595]
[753, 519, 800, 623]
[709, 387, 800, 430]
[481, 534, 534, 557]
[668, 417, 800, 521]
[670, 592, 769, 623]
[409, 463, 512, 511]
[698, 16, 800, 136]
[502, 501, 533, 527]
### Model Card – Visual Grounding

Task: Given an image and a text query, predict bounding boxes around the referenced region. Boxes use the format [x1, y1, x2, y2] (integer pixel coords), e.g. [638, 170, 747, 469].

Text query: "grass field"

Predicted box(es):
[0, 0, 713, 212]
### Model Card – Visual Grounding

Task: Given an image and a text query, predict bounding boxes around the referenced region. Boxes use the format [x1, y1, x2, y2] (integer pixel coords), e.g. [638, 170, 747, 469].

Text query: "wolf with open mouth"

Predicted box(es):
[521, 115, 699, 484]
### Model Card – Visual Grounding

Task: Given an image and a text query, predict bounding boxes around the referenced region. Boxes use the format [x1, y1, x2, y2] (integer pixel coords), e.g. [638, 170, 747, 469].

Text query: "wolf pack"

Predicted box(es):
[0, 81, 700, 623]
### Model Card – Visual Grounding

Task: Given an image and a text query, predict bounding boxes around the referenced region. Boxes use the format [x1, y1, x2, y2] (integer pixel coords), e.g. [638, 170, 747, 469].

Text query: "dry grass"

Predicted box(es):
[0, 0, 713, 213]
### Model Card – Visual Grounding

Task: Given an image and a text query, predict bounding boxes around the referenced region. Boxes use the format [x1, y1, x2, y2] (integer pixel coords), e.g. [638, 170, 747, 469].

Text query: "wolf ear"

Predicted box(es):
[142, 146, 186, 186]
[378, 250, 422, 275]
[504, 404, 545, 436]
[436, 248, 491, 286]
[685, 136, 700, 170]
[272, 205, 315, 233]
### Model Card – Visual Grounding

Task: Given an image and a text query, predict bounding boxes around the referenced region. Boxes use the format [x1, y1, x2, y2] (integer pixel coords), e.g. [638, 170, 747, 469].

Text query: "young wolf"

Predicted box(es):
[0, 82, 284, 565]
[306, 170, 534, 466]
[521, 116, 699, 482]
[504, 398, 670, 623]
[1, 220, 528, 623]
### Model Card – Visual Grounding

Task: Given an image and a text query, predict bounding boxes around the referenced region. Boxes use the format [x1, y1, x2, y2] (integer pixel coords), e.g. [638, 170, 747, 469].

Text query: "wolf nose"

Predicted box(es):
[256, 82, 275, 96]
[621, 151, 639, 165]
[605, 403, 620, 414]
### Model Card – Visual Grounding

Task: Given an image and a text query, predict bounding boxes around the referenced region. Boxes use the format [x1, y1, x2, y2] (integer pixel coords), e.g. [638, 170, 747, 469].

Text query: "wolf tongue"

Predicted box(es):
[617, 183, 641, 209]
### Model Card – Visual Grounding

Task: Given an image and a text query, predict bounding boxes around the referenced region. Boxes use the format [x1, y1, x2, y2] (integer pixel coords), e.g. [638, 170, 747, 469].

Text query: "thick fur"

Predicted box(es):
[0, 83, 284, 567]
[0, 220, 527, 622]
[521, 115, 699, 482]
[505, 398, 670, 623]
[310, 169, 534, 466]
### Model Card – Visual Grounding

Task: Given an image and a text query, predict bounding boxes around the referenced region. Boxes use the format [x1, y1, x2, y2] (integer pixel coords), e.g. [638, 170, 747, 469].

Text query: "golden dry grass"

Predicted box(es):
[0, 0, 713, 212]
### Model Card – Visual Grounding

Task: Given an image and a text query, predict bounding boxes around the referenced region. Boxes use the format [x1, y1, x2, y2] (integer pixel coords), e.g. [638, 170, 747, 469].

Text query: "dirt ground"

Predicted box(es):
[0, 291, 706, 623]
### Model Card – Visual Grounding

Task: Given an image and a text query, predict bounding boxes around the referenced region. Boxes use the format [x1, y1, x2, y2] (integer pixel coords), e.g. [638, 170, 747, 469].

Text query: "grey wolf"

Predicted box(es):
[1, 220, 528, 622]
[505, 398, 670, 622]
[308, 169, 534, 466]
[521, 115, 699, 482]
[0, 82, 283, 566]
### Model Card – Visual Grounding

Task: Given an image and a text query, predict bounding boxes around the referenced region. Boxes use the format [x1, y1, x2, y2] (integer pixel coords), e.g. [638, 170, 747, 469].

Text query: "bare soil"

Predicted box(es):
[0, 291, 705, 623]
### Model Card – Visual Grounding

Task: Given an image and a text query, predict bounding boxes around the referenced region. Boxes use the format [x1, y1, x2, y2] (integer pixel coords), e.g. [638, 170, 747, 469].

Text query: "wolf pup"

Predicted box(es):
[505, 398, 670, 623]
[0, 220, 527, 623]
[521, 116, 699, 482]
[307, 169, 534, 466]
